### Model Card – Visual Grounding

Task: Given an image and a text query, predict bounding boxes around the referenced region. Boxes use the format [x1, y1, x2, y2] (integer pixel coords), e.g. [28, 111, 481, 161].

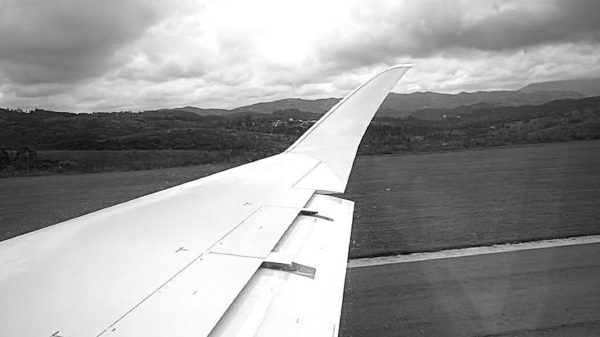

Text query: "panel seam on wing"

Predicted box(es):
[95, 206, 265, 336]
[291, 159, 346, 194]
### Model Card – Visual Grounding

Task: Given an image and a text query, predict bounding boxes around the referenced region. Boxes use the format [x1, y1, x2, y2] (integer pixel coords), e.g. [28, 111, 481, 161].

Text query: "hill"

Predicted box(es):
[145, 106, 232, 117]
[520, 77, 600, 97]
[379, 90, 582, 117]
[146, 90, 582, 119]
[1, 95, 599, 176]
[232, 97, 340, 115]
[124, 77, 600, 120]
[230, 91, 582, 117]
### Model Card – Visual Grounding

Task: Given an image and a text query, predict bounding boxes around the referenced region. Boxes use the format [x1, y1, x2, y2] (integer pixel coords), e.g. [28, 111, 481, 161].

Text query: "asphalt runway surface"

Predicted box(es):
[340, 242, 600, 337]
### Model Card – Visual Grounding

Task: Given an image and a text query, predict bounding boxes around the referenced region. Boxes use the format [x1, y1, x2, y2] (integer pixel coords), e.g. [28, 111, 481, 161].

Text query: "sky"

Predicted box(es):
[1, 0, 600, 112]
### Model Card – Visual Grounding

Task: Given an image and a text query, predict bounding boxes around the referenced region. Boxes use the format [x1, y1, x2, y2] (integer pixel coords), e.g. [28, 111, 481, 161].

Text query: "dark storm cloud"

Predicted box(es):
[320, 0, 600, 66]
[0, 0, 165, 84]
[462, 0, 600, 50]
[2, 0, 599, 112]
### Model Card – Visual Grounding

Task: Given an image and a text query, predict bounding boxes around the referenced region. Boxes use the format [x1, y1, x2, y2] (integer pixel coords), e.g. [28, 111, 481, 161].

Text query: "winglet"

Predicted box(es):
[286, 64, 411, 192]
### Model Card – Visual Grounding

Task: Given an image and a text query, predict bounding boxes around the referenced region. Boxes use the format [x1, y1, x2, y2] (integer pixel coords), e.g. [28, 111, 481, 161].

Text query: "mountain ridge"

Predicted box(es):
[219, 76, 600, 117]
[5, 77, 599, 119]
[186, 89, 584, 119]
[520, 77, 600, 97]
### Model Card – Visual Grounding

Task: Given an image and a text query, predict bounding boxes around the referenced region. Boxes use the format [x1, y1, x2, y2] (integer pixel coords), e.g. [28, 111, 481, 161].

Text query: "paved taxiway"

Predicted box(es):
[341, 242, 600, 337]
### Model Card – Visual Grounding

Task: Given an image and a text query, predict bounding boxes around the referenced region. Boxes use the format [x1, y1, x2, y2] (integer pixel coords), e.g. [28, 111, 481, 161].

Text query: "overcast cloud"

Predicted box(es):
[1, 0, 599, 112]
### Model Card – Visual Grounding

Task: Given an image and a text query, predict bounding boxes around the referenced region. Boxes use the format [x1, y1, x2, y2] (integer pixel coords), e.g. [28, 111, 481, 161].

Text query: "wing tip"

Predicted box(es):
[387, 63, 413, 69]
[284, 63, 411, 190]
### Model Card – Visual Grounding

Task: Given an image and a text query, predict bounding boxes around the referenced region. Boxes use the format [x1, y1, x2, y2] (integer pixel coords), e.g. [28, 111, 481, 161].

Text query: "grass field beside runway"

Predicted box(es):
[0, 163, 236, 241]
[346, 140, 600, 258]
[1, 141, 599, 258]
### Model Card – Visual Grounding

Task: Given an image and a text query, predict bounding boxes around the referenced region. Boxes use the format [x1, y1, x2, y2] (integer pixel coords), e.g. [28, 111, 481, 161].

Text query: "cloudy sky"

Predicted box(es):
[1, 0, 599, 112]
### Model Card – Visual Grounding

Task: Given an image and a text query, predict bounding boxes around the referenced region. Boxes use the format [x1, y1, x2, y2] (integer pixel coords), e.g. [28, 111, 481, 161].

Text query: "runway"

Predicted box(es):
[341, 241, 600, 337]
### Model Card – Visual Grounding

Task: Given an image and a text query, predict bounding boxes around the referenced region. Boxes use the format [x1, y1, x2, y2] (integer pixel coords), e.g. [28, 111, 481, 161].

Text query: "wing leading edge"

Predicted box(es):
[0, 65, 410, 337]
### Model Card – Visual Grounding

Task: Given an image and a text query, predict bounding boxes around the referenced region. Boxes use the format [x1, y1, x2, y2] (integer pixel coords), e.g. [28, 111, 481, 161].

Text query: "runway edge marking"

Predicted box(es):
[348, 235, 600, 268]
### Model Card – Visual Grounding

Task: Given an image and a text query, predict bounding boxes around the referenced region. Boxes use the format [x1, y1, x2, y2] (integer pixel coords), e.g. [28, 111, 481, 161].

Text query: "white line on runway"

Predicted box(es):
[348, 234, 600, 268]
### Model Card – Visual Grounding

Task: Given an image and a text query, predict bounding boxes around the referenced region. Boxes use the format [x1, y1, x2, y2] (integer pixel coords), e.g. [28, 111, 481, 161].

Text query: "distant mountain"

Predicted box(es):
[140, 80, 589, 119]
[409, 95, 600, 122]
[174, 106, 231, 116]
[144, 106, 231, 117]
[381, 90, 583, 117]
[227, 90, 582, 118]
[232, 97, 340, 115]
[520, 78, 600, 97]
[442, 95, 600, 124]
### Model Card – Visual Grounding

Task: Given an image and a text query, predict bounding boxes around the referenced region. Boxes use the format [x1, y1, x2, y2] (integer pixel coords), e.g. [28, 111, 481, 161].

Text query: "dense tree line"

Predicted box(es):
[1, 96, 599, 175]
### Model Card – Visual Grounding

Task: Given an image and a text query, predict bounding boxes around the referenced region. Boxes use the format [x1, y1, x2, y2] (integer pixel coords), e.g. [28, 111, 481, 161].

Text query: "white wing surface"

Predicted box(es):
[0, 65, 410, 337]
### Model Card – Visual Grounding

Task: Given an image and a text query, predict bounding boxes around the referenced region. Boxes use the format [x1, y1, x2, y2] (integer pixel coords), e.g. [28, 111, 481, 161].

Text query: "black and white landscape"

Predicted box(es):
[1, 1, 599, 336]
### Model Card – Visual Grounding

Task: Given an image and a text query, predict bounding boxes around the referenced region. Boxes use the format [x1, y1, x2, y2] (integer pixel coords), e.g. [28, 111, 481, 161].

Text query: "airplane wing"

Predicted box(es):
[0, 65, 410, 337]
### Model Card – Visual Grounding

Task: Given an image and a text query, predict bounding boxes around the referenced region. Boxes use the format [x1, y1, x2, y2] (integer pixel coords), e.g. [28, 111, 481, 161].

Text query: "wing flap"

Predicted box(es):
[211, 206, 303, 258]
[103, 205, 319, 336]
[210, 194, 354, 337]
